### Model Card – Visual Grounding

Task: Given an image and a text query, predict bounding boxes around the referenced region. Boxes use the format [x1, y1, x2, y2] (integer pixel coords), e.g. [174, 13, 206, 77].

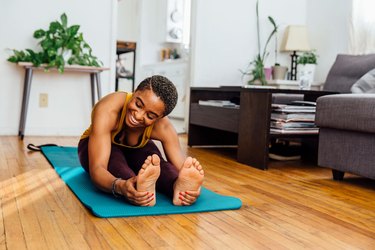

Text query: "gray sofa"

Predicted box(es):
[315, 54, 375, 180]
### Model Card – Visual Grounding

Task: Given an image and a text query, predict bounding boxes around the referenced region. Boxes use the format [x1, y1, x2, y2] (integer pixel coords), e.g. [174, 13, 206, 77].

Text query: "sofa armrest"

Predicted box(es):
[315, 94, 375, 133]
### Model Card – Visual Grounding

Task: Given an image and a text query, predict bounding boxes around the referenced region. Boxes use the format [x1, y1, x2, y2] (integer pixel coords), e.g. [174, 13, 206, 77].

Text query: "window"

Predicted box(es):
[349, 0, 375, 54]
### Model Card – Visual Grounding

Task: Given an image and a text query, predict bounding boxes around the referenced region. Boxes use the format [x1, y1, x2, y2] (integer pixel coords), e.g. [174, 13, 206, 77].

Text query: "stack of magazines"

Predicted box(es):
[198, 100, 239, 108]
[270, 101, 318, 134]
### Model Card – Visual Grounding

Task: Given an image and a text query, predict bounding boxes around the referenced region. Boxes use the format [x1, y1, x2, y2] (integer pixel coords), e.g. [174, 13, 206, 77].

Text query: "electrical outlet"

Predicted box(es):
[39, 93, 48, 108]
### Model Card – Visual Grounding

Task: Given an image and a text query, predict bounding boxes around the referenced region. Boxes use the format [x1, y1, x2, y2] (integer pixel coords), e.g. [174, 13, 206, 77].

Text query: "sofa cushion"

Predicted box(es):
[323, 54, 375, 93]
[351, 68, 375, 93]
[315, 94, 375, 133]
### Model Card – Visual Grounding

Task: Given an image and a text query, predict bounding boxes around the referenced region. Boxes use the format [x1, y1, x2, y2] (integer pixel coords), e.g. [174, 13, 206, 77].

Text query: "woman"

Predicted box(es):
[78, 75, 204, 206]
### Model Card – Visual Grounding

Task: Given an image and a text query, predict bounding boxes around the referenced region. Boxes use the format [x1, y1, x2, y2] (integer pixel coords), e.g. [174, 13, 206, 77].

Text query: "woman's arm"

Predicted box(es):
[88, 92, 126, 191]
[151, 117, 186, 170]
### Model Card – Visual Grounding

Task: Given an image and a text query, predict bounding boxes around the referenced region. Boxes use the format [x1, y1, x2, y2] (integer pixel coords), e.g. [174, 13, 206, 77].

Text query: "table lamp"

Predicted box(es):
[280, 25, 311, 80]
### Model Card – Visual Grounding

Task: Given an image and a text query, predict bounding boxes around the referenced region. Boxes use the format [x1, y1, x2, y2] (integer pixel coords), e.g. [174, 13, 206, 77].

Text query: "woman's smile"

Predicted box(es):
[127, 112, 141, 127]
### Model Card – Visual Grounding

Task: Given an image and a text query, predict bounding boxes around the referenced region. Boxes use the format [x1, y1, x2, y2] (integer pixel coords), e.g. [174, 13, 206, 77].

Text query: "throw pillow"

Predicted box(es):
[351, 68, 375, 93]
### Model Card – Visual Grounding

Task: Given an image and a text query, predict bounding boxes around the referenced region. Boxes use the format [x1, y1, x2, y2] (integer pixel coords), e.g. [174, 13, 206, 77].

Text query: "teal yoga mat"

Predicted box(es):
[41, 146, 242, 218]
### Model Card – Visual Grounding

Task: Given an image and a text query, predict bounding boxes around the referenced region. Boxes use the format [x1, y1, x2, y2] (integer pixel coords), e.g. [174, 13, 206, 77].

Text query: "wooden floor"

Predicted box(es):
[0, 135, 374, 250]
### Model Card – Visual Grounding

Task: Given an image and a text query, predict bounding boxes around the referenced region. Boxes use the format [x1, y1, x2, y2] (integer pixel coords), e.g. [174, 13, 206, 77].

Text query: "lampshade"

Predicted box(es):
[280, 25, 311, 52]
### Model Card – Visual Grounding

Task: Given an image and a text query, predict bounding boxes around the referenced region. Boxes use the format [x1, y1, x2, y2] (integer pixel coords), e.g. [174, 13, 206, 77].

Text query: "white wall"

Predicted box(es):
[0, 0, 116, 136]
[138, 0, 168, 66]
[117, 0, 140, 42]
[0, 0, 354, 136]
[117, 0, 141, 91]
[190, 0, 353, 87]
[306, 0, 352, 82]
[190, 0, 307, 87]
[117, 0, 171, 87]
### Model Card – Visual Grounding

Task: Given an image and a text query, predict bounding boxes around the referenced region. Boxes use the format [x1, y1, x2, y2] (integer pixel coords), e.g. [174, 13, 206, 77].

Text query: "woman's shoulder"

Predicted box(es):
[92, 91, 129, 115]
[107, 91, 129, 100]
[98, 91, 129, 105]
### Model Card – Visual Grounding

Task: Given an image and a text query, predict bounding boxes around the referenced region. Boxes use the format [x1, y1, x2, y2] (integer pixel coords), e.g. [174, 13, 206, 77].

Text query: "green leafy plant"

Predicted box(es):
[241, 0, 278, 85]
[7, 13, 102, 73]
[297, 50, 318, 65]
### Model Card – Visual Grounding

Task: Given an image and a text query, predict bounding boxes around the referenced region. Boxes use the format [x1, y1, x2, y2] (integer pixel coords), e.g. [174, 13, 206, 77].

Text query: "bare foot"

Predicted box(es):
[173, 157, 204, 206]
[137, 154, 161, 206]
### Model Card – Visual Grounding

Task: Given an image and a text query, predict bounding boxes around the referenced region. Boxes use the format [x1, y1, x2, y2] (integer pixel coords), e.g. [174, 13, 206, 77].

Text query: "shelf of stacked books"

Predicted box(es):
[270, 101, 318, 135]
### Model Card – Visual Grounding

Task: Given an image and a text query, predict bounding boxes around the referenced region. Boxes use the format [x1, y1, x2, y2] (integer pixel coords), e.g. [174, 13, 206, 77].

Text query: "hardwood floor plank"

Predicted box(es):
[1, 161, 27, 249]
[201, 212, 284, 249]
[170, 214, 233, 249]
[110, 218, 155, 250]
[24, 170, 71, 249]
[2, 190, 27, 249]
[135, 216, 196, 249]
[44, 167, 113, 250]
[148, 215, 212, 249]
[39, 170, 92, 249]
[12, 170, 49, 249]
[90, 217, 134, 249]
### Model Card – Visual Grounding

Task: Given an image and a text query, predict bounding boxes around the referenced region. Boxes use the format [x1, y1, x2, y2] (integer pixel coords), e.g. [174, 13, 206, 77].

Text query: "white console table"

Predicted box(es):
[266, 79, 324, 90]
[17, 62, 109, 139]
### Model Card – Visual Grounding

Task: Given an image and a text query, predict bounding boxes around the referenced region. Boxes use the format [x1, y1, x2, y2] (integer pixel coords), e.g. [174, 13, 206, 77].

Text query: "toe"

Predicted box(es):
[151, 154, 160, 165]
[194, 160, 200, 168]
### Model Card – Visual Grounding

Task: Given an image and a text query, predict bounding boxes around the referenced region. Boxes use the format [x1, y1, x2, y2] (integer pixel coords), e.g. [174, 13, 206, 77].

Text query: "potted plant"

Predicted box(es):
[297, 50, 318, 83]
[297, 50, 318, 65]
[7, 13, 102, 73]
[241, 0, 278, 85]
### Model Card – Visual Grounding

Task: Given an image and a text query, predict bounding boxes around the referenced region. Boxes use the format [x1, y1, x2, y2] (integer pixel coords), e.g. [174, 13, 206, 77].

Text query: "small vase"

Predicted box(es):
[298, 64, 315, 82]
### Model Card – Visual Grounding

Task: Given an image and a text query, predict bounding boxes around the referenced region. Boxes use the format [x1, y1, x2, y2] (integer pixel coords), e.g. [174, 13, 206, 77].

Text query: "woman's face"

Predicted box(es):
[125, 89, 165, 128]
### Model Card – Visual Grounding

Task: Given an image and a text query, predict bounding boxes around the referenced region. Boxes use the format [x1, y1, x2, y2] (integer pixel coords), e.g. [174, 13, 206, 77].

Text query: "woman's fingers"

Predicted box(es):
[179, 190, 201, 205]
[122, 178, 155, 205]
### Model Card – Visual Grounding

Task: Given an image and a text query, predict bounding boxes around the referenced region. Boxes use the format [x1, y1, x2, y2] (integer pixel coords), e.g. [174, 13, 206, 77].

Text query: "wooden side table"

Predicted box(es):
[17, 62, 109, 139]
[188, 87, 337, 170]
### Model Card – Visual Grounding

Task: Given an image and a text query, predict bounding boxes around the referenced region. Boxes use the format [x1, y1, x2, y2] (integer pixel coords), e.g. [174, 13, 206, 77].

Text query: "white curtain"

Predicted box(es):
[349, 0, 375, 54]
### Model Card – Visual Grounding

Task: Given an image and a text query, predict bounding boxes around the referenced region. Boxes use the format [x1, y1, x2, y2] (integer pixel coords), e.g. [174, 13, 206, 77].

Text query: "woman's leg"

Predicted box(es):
[78, 137, 136, 179]
[123, 140, 179, 198]
[78, 138, 90, 172]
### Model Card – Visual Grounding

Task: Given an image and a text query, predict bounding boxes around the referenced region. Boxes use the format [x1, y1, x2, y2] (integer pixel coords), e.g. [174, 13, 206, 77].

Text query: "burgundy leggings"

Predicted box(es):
[78, 137, 179, 198]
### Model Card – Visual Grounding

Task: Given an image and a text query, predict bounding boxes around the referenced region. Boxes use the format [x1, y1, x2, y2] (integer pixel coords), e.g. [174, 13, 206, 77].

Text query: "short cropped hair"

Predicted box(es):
[135, 75, 178, 116]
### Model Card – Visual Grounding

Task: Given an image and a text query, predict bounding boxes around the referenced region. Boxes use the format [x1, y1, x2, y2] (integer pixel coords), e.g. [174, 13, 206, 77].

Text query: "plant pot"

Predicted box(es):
[272, 65, 288, 80]
[264, 67, 272, 80]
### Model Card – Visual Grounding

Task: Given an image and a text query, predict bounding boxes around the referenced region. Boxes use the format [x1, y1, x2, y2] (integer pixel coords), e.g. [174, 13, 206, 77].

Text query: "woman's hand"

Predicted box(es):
[178, 188, 201, 206]
[119, 177, 155, 206]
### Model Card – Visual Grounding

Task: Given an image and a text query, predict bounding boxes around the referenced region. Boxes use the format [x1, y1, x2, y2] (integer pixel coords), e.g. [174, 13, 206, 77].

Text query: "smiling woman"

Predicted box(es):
[77, 75, 204, 207]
